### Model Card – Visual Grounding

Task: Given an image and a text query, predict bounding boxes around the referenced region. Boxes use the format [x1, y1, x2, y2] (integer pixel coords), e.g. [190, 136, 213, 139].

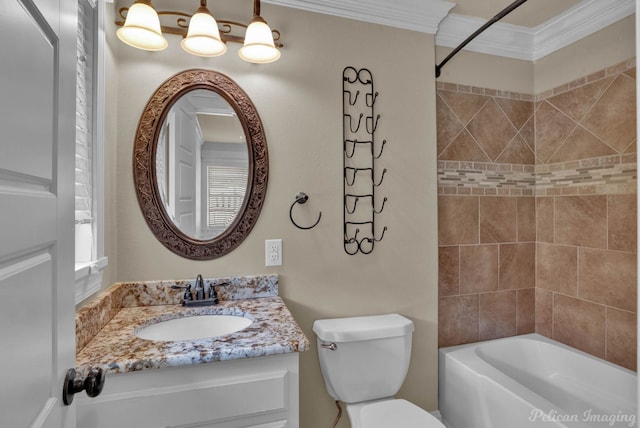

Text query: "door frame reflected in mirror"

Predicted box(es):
[133, 69, 268, 260]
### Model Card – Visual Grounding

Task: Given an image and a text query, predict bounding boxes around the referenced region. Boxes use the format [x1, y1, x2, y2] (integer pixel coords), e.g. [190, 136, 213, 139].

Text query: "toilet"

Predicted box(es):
[313, 313, 445, 428]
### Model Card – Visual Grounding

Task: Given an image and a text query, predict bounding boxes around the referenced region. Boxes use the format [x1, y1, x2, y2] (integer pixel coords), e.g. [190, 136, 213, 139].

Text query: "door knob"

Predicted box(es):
[62, 366, 105, 405]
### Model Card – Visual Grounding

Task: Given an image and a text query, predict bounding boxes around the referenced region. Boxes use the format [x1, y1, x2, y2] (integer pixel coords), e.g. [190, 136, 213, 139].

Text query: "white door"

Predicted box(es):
[0, 0, 77, 426]
[172, 107, 198, 236]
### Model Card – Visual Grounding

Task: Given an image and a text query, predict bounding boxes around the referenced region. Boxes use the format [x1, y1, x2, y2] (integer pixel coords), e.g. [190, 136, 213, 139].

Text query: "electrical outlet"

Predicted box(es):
[265, 239, 282, 266]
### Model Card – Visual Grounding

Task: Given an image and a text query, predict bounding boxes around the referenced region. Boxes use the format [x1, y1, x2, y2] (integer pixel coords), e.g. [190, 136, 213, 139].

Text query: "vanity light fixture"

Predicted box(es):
[115, 0, 283, 63]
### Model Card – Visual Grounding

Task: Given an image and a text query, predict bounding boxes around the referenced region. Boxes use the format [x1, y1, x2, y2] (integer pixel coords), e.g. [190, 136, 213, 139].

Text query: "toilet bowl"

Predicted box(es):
[313, 314, 445, 428]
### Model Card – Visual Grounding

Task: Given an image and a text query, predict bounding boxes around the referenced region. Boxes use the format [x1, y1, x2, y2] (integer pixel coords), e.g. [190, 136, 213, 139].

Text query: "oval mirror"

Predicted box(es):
[133, 69, 268, 260]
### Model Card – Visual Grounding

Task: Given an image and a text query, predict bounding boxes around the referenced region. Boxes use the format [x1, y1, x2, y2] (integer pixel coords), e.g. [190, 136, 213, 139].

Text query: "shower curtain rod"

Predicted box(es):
[435, 0, 528, 78]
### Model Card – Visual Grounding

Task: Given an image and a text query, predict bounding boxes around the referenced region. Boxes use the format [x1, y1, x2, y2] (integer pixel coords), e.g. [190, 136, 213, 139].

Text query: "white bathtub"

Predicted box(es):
[439, 334, 637, 428]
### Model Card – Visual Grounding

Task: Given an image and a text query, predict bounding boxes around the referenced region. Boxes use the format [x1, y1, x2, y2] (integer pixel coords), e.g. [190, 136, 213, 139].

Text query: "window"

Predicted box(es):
[206, 164, 248, 236]
[75, 0, 107, 304]
[200, 140, 249, 239]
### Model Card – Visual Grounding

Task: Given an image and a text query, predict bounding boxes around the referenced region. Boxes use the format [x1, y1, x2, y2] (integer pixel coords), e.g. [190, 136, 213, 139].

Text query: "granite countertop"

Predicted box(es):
[75, 275, 310, 377]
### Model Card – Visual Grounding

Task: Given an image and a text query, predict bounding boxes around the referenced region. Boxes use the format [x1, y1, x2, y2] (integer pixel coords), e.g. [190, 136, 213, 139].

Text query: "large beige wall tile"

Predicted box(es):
[438, 90, 489, 125]
[608, 194, 637, 252]
[480, 196, 517, 243]
[554, 196, 607, 248]
[439, 196, 479, 245]
[436, 94, 464, 154]
[494, 98, 534, 130]
[467, 100, 517, 161]
[460, 245, 498, 294]
[496, 135, 535, 164]
[499, 243, 535, 290]
[553, 294, 606, 359]
[439, 129, 491, 162]
[536, 243, 577, 296]
[606, 308, 637, 371]
[536, 197, 554, 243]
[438, 246, 459, 297]
[548, 126, 616, 163]
[534, 102, 577, 164]
[479, 291, 517, 341]
[578, 248, 637, 312]
[545, 77, 614, 122]
[535, 288, 553, 337]
[520, 116, 535, 152]
[517, 288, 535, 334]
[517, 197, 536, 242]
[439, 295, 479, 347]
[582, 74, 637, 153]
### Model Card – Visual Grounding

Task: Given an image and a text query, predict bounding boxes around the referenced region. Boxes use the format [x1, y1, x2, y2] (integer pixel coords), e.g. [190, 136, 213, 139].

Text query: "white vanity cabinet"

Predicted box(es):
[76, 353, 299, 428]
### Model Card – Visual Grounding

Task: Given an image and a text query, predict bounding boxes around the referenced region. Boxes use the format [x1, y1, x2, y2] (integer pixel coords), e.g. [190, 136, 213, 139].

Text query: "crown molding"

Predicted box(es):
[262, 0, 633, 60]
[533, 0, 635, 59]
[435, 14, 533, 60]
[263, 0, 455, 34]
[435, 0, 635, 61]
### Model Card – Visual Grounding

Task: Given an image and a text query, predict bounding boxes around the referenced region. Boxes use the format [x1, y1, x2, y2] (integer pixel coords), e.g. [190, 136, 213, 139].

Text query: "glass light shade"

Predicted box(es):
[116, 1, 168, 51]
[181, 8, 227, 57]
[238, 17, 281, 64]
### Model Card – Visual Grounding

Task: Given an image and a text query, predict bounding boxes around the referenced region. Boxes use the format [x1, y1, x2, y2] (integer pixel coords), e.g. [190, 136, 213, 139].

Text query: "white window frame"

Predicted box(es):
[205, 163, 248, 232]
[200, 142, 249, 238]
[75, 0, 107, 304]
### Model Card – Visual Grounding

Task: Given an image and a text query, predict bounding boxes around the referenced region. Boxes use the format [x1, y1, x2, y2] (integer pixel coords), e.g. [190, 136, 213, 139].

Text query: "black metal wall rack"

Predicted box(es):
[343, 67, 388, 255]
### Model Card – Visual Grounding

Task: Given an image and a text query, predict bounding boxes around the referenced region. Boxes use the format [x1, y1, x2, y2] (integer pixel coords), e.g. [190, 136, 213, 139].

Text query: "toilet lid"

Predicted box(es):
[359, 399, 445, 428]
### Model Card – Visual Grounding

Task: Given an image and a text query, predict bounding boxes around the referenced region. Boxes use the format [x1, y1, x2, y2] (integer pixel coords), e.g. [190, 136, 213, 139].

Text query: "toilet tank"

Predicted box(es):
[313, 314, 414, 404]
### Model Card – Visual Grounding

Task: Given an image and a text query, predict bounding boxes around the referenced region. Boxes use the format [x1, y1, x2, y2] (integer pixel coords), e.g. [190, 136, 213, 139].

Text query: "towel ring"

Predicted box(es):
[289, 192, 322, 230]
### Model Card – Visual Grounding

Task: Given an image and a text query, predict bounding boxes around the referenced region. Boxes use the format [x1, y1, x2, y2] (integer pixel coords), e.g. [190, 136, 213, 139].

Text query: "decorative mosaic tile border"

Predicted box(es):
[438, 155, 637, 196]
[535, 155, 636, 196]
[435, 81, 532, 101]
[438, 161, 536, 196]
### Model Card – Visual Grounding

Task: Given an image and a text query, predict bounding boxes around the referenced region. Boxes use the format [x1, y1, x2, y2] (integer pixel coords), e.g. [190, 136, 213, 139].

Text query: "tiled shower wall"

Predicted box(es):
[437, 59, 637, 371]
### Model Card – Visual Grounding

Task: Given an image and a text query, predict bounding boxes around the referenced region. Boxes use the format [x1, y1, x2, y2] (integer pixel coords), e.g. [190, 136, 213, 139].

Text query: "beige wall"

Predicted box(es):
[100, 2, 635, 424]
[108, 3, 439, 427]
[534, 15, 636, 93]
[435, 46, 534, 94]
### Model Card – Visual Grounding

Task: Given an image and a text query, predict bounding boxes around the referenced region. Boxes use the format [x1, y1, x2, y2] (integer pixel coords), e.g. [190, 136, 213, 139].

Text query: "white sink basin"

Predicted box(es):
[136, 314, 252, 342]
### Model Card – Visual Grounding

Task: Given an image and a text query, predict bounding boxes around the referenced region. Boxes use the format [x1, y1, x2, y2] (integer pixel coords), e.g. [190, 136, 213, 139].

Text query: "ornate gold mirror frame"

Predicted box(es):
[133, 69, 268, 260]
